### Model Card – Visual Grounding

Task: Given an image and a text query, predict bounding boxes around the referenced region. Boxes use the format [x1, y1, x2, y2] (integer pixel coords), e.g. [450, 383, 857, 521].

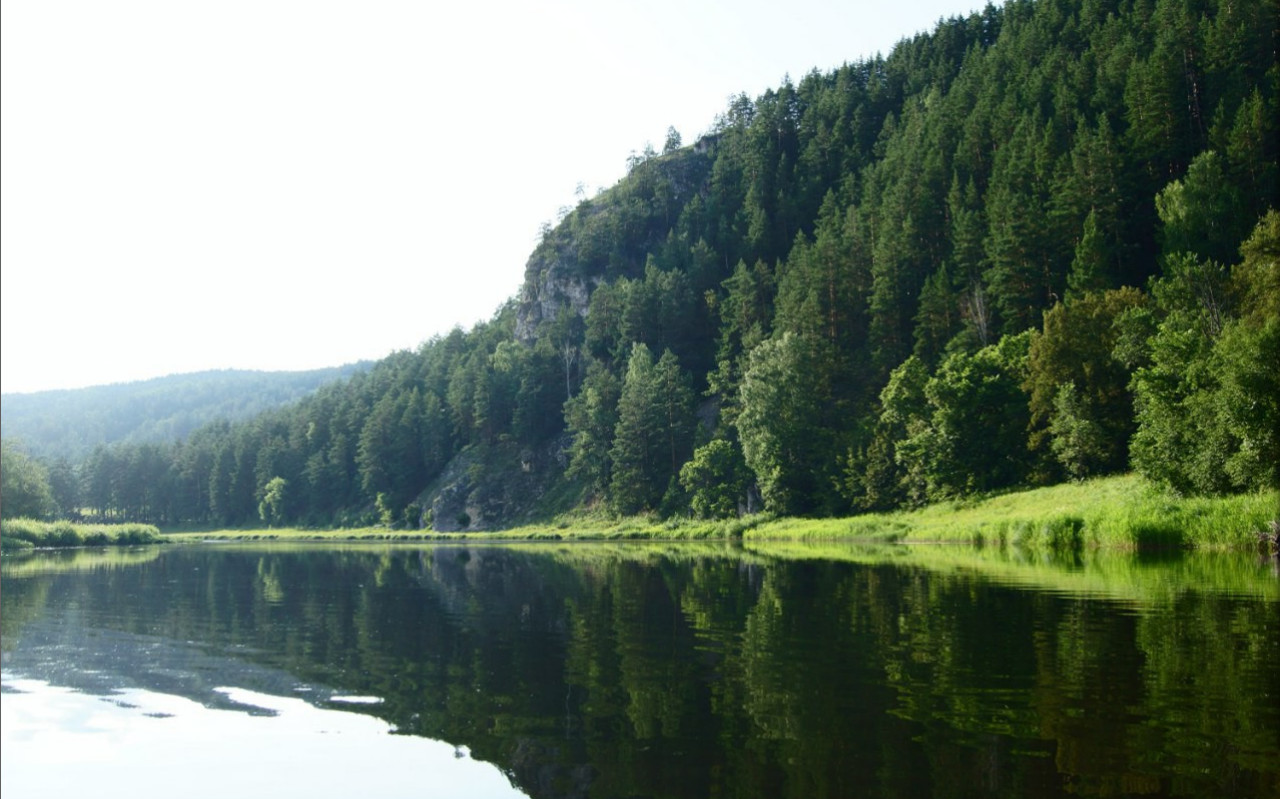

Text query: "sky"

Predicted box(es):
[2, 0, 983, 395]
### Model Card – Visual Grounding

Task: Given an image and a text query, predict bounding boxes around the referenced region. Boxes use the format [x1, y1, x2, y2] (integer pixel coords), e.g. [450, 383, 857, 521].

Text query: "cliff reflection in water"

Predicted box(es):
[2, 543, 1277, 798]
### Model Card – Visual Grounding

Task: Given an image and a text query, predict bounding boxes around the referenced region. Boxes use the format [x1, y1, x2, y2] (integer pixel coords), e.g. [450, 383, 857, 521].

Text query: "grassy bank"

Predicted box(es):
[161, 508, 775, 544]
[747, 475, 1278, 550]
[163, 526, 464, 543]
[508, 474, 1277, 550]
[1, 518, 165, 552]
[156, 475, 1278, 552]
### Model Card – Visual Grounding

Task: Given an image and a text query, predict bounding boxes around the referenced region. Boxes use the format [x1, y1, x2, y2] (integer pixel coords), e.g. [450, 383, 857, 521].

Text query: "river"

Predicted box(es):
[2, 542, 1277, 798]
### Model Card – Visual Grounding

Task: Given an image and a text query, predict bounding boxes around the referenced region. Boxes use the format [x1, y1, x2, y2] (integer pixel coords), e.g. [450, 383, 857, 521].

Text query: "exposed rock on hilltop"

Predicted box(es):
[515, 146, 714, 343]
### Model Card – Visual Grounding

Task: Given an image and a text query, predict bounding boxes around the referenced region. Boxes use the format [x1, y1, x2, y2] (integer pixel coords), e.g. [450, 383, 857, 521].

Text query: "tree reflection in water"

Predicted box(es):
[3, 543, 1277, 798]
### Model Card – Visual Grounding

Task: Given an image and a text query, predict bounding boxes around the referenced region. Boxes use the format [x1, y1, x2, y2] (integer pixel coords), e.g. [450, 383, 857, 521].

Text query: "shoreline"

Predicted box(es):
[147, 475, 1277, 553]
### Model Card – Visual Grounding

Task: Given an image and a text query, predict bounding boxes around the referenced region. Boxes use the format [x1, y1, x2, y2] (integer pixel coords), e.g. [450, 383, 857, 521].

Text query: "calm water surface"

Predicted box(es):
[2, 542, 1277, 798]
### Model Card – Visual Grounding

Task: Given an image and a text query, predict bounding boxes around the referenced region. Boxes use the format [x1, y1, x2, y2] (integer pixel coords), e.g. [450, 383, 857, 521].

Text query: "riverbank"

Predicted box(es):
[154, 475, 1279, 552]
[747, 474, 1279, 551]
[0, 519, 164, 551]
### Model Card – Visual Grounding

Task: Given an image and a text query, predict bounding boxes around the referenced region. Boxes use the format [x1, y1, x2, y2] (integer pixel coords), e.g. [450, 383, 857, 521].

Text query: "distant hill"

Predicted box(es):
[1, 365, 369, 462]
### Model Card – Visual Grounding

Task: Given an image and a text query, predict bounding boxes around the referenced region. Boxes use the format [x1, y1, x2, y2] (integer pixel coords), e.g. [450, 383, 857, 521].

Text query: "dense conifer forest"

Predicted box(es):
[4, 0, 1276, 529]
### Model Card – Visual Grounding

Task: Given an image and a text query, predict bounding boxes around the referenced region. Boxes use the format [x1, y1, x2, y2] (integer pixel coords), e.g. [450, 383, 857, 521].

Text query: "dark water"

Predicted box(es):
[2, 543, 1277, 798]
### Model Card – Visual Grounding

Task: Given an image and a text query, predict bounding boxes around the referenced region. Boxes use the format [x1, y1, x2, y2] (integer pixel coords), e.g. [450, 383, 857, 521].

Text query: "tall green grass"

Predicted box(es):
[1, 518, 164, 551]
[746, 475, 1278, 551]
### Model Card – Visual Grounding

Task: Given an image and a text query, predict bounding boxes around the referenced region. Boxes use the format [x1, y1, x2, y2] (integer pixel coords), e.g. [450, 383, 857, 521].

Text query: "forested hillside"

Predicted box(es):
[7, 0, 1275, 528]
[1, 366, 366, 465]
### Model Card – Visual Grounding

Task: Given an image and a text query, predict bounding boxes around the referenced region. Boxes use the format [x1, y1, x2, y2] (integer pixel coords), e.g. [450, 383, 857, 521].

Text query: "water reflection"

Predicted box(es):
[3, 543, 1277, 799]
[1, 679, 527, 799]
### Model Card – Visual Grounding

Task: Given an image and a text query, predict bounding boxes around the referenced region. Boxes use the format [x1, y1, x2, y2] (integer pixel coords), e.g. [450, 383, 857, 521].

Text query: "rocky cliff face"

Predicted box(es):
[419, 436, 573, 531]
[513, 248, 597, 342]
[514, 146, 714, 343]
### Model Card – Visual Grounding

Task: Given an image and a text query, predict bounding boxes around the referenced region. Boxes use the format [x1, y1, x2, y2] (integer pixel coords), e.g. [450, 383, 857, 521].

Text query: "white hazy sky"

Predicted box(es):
[2, 0, 982, 395]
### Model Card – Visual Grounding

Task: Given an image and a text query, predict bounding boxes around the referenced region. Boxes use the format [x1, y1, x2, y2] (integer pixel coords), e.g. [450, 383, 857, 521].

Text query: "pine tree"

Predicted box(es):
[608, 345, 694, 515]
[737, 333, 831, 514]
[564, 362, 621, 499]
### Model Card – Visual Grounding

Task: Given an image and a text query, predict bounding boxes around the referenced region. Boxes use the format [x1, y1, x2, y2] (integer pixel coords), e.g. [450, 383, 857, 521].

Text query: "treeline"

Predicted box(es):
[4, 0, 1276, 528]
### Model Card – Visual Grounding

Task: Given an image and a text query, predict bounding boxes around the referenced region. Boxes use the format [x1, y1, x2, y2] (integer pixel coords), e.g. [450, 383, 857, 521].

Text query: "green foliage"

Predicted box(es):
[257, 476, 288, 527]
[913, 264, 962, 366]
[982, 116, 1061, 335]
[1132, 214, 1280, 494]
[45, 457, 80, 519]
[708, 258, 776, 429]
[680, 439, 751, 519]
[1066, 209, 1112, 298]
[1057, 116, 1125, 298]
[0, 536, 34, 552]
[1129, 311, 1223, 492]
[1048, 382, 1110, 479]
[737, 333, 830, 515]
[1, 441, 55, 520]
[854, 355, 932, 510]
[1212, 318, 1280, 490]
[1156, 150, 1247, 266]
[0, 517, 163, 548]
[1025, 288, 1146, 478]
[898, 332, 1035, 501]
[1233, 209, 1280, 325]
[564, 362, 622, 498]
[609, 345, 696, 515]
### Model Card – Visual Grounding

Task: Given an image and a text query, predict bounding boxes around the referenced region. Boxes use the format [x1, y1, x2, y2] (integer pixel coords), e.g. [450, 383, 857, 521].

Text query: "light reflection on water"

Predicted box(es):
[1, 678, 527, 799]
